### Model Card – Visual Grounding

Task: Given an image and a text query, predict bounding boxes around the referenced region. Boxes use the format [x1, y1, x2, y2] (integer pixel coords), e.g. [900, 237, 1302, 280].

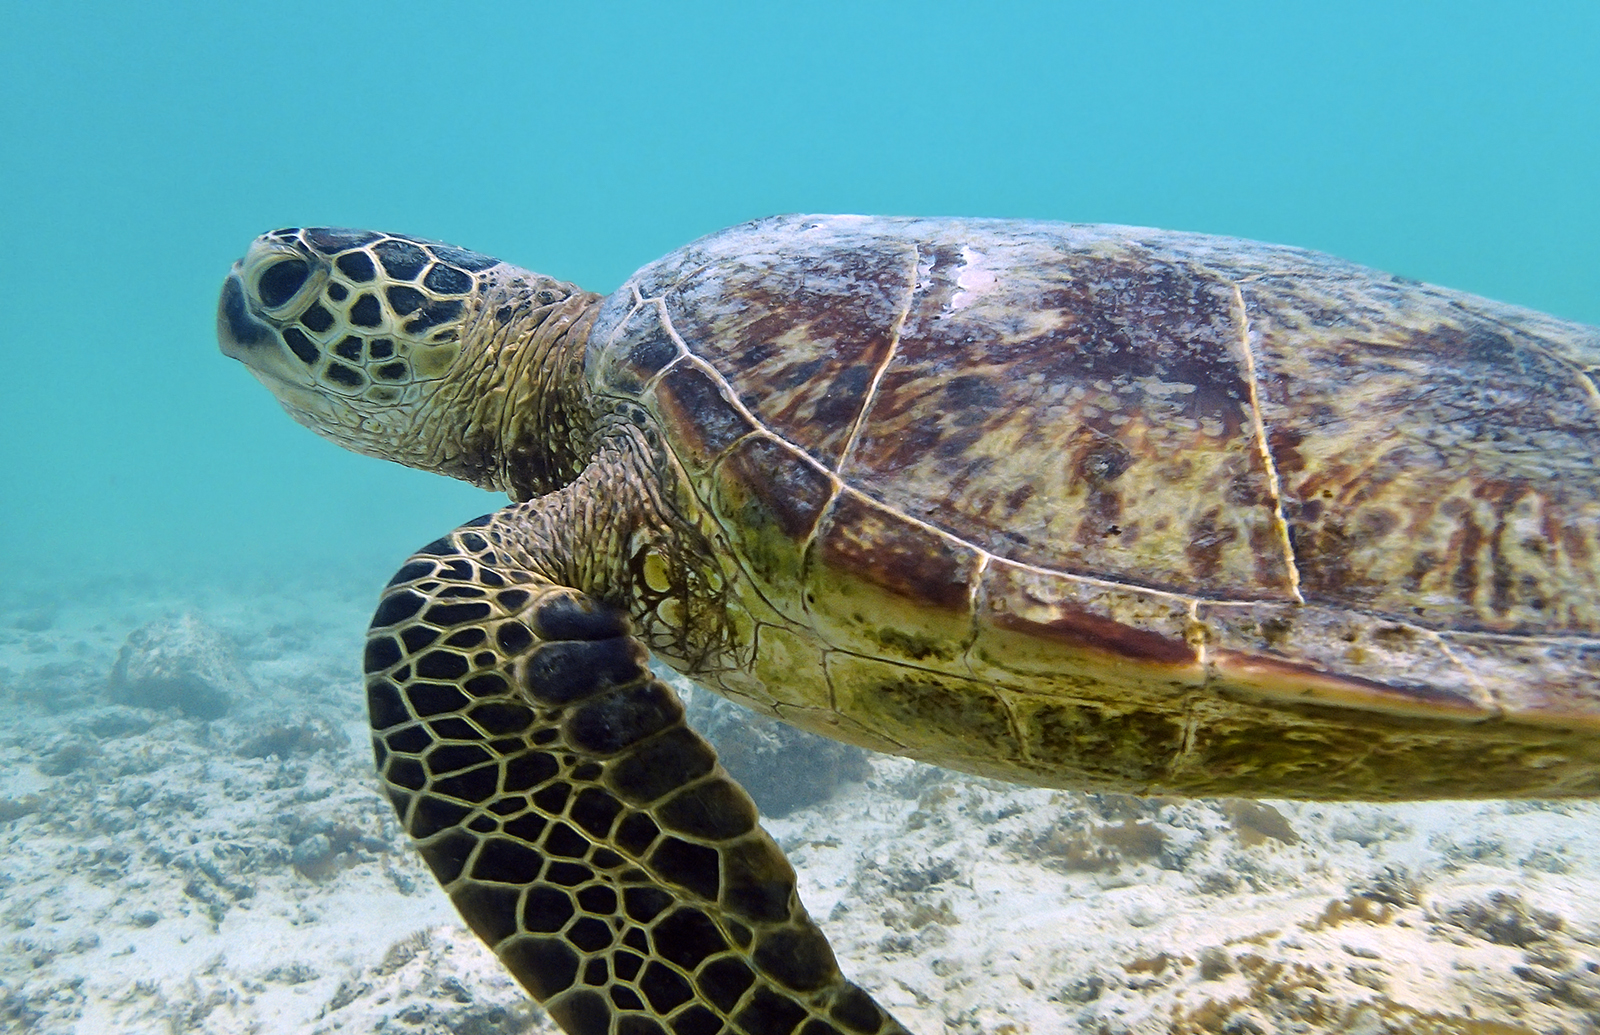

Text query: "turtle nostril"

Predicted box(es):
[258, 258, 311, 308]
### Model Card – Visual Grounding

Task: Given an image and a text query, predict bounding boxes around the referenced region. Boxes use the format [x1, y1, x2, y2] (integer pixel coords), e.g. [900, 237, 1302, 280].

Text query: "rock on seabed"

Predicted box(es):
[107, 613, 254, 719]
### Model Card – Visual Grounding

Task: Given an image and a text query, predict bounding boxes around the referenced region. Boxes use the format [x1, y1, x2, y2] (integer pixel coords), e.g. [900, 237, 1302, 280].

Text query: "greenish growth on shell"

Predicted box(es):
[863, 625, 954, 662]
[868, 674, 1015, 748]
[1024, 701, 1185, 785]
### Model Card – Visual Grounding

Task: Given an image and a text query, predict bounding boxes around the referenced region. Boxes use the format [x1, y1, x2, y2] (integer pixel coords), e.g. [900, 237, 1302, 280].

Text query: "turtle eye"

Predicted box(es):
[257, 258, 311, 309]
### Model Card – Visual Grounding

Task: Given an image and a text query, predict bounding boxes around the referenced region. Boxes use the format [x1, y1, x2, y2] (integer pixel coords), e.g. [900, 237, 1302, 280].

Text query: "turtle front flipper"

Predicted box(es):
[365, 518, 912, 1035]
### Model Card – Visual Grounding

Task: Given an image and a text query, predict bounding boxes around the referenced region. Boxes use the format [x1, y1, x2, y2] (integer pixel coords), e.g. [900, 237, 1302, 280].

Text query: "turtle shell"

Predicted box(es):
[588, 215, 1600, 799]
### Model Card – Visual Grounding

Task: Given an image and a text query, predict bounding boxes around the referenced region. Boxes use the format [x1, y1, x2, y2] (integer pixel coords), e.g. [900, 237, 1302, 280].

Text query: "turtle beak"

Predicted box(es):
[217, 267, 317, 389]
[217, 269, 267, 362]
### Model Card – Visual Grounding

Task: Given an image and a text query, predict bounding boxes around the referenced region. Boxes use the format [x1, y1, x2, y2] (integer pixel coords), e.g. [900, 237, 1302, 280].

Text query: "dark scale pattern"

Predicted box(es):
[374, 238, 429, 280]
[388, 285, 427, 316]
[325, 363, 365, 389]
[432, 715, 482, 740]
[408, 298, 465, 333]
[424, 263, 474, 294]
[431, 241, 500, 271]
[281, 326, 320, 364]
[362, 513, 913, 1035]
[300, 301, 335, 333]
[349, 293, 383, 328]
[337, 250, 377, 282]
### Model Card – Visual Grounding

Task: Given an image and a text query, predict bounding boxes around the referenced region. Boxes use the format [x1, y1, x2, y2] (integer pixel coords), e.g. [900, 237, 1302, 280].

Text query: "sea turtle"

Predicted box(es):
[217, 215, 1600, 1035]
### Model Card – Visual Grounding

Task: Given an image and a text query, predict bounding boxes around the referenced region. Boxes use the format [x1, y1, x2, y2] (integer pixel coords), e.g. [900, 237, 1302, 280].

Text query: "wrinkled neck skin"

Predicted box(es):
[511, 422, 736, 675]
[395, 268, 734, 674]
[417, 272, 723, 665]
[421, 269, 605, 500]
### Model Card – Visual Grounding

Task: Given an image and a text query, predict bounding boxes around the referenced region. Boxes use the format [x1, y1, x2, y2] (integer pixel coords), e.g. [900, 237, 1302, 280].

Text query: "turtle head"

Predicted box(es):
[219, 228, 593, 491]
[218, 227, 499, 461]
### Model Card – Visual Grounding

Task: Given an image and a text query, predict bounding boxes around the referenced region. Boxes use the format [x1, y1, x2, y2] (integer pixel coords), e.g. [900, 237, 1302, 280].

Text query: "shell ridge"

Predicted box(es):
[958, 550, 994, 681]
[926, 541, 1600, 634]
[834, 242, 921, 475]
[973, 553, 1202, 606]
[795, 474, 846, 635]
[701, 443, 835, 637]
[597, 285, 645, 354]
[1187, 597, 1208, 673]
[1228, 277, 1305, 604]
[1579, 368, 1600, 424]
[635, 297, 693, 395]
[1422, 626, 1501, 715]
[1178, 597, 1206, 783]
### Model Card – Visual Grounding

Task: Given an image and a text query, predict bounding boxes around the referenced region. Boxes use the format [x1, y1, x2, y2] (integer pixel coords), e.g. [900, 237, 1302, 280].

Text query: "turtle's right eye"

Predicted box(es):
[257, 258, 311, 309]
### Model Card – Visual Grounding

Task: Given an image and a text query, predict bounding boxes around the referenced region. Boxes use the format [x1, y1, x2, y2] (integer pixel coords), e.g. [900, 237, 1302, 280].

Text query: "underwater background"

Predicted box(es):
[5, 1, 1597, 590]
[4, 2, 1600, 1033]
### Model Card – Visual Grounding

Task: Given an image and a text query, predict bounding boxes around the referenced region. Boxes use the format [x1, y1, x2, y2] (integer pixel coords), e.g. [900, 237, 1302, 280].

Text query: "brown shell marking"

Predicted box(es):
[624, 216, 1600, 638]
[804, 489, 982, 661]
[1240, 273, 1600, 635]
[628, 234, 916, 470]
[850, 242, 1297, 605]
[588, 216, 1600, 797]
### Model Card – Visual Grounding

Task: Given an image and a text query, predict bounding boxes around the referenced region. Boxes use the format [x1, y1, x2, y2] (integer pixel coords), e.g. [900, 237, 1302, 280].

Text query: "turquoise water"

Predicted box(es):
[3, 1, 1597, 587]
[5, 5, 1600, 1032]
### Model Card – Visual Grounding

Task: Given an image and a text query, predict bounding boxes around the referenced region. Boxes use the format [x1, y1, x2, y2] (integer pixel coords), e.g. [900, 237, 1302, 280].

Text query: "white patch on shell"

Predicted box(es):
[949, 246, 998, 311]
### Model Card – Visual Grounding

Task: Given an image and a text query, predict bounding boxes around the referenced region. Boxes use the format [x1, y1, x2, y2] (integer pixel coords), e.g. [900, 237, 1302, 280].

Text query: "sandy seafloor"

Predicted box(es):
[3, 569, 1600, 1035]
